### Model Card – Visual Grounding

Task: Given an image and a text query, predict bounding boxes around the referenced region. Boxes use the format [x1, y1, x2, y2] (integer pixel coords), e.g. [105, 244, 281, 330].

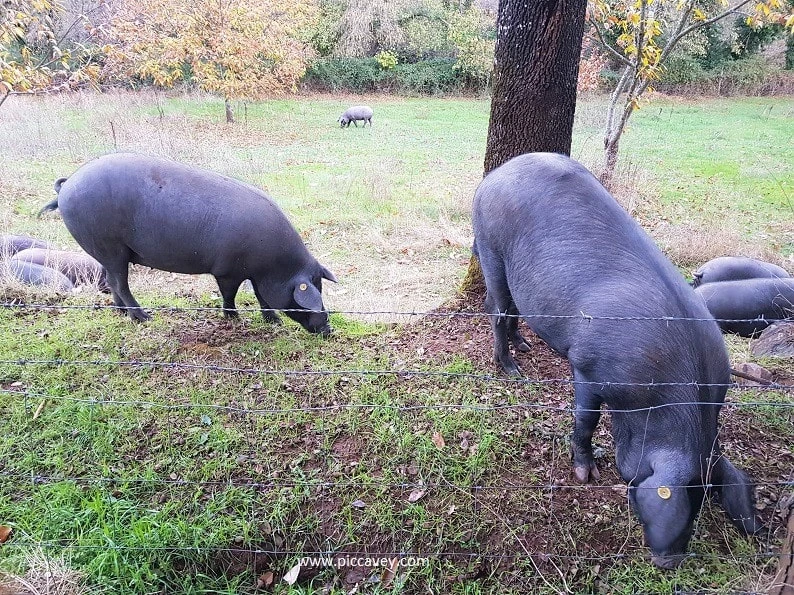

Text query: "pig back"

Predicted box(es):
[473, 153, 728, 392]
[56, 153, 313, 277]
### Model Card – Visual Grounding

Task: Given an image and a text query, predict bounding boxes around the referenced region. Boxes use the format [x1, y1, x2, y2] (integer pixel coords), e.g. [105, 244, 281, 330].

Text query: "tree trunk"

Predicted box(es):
[483, 0, 588, 174]
[460, 0, 587, 297]
[225, 98, 235, 123]
[768, 494, 794, 595]
[601, 135, 620, 188]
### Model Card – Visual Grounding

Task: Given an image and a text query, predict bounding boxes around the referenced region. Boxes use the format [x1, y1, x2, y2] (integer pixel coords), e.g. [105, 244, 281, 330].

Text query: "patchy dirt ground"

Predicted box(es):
[2, 280, 793, 592]
[161, 287, 794, 590]
[395, 295, 793, 539]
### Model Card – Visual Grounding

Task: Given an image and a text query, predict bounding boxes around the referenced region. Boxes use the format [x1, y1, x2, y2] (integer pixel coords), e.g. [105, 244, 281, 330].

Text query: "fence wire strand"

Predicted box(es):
[2, 300, 793, 325]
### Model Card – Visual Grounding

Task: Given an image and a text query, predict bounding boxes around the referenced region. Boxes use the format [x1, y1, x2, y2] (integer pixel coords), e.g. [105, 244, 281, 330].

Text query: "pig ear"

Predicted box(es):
[321, 266, 337, 283]
[632, 474, 693, 554]
[293, 281, 323, 310]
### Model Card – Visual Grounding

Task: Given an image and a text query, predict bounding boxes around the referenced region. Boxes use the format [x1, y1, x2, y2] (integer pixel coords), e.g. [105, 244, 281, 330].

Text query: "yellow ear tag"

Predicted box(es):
[657, 486, 672, 500]
[299, 283, 308, 291]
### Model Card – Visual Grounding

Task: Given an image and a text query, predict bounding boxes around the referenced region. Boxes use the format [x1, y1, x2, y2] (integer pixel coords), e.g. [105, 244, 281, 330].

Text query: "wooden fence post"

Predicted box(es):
[769, 494, 794, 595]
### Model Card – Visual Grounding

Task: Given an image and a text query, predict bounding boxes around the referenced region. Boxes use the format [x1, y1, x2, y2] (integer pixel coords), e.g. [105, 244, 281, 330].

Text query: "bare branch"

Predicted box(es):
[586, 17, 632, 66]
[604, 66, 632, 145]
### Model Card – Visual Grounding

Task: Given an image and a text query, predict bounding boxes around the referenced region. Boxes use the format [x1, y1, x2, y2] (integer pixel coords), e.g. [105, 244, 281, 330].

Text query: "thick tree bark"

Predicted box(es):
[461, 0, 587, 297]
[483, 0, 588, 174]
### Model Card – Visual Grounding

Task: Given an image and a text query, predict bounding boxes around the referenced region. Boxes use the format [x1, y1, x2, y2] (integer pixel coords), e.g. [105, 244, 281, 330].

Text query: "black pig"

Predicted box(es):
[12, 248, 110, 293]
[472, 152, 761, 568]
[0, 234, 55, 257]
[40, 153, 337, 333]
[695, 277, 794, 336]
[692, 256, 789, 288]
[338, 105, 373, 128]
[8, 260, 74, 292]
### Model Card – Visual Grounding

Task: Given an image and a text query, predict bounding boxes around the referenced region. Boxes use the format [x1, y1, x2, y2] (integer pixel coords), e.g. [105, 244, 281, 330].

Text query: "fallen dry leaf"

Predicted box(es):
[380, 557, 400, 588]
[282, 562, 301, 585]
[257, 570, 274, 589]
[431, 431, 445, 449]
[408, 489, 426, 503]
[0, 525, 11, 544]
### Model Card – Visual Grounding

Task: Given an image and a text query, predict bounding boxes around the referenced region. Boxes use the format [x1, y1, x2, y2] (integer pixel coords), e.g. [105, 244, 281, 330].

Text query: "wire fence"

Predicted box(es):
[1, 300, 792, 590]
[3, 300, 794, 325]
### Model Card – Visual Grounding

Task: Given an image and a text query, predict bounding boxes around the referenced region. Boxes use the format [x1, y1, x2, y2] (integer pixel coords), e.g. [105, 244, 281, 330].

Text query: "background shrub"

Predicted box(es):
[302, 56, 466, 94]
[655, 55, 794, 95]
[302, 57, 385, 92]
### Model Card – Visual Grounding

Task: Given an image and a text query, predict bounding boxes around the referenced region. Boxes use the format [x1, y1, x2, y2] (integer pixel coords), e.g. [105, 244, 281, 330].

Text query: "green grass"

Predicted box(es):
[619, 98, 794, 244]
[0, 91, 793, 593]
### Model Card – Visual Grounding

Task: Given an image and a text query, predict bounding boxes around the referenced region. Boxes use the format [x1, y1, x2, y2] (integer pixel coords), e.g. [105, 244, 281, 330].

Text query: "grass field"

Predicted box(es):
[0, 91, 792, 594]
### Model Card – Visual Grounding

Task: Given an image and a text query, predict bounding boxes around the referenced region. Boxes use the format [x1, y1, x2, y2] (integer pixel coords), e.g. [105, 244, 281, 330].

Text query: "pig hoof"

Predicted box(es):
[261, 310, 281, 324]
[651, 554, 686, 570]
[514, 340, 531, 352]
[497, 359, 521, 377]
[494, 352, 521, 376]
[223, 309, 239, 319]
[573, 465, 590, 483]
[129, 309, 151, 322]
[573, 463, 600, 483]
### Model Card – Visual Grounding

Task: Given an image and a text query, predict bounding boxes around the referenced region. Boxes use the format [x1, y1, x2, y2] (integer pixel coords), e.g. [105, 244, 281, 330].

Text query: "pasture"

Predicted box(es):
[0, 91, 792, 594]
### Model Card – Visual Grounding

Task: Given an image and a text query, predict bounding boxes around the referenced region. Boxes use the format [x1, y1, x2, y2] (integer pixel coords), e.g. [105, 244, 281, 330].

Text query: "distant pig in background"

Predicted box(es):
[338, 105, 373, 128]
[40, 153, 337, 334]
[11, 248, 110, 293]
[691, 256, 790, 288]
[8, 260, 74, 293]
[472, 152, 762, 569]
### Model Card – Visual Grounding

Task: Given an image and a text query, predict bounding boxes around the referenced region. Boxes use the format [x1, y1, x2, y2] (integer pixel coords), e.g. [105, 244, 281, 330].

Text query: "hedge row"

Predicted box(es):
[300, 57, 480, 95]
[303, 55, 792, 97]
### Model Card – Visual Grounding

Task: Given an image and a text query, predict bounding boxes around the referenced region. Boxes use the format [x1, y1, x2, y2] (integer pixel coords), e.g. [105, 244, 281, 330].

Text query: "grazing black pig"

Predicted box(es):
[8, 260, 74, 292]
[338, 105, 373, 128]
[0, 234, 55, 257]
[472, 152, 761, 569]
[692, 256, 789, 288]
[695, 278, 794, 337]
[40, 153, 337, 334]
[11, 248, 110, 292]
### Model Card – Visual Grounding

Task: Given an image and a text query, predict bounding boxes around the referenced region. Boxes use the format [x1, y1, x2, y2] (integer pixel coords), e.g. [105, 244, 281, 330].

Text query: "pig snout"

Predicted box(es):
[651, 554, 687, 570]
[285, 308, 332, 336]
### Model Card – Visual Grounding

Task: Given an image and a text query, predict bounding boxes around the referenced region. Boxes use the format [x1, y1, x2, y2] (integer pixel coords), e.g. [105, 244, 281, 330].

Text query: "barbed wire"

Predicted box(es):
[3, 382, 793, 420]
[0, 540, 788, 564]
[2, 300, 792, 583]
[2, 300, 793, 325]
[1, 471, 791, 492]
[2, 358, 792, 396]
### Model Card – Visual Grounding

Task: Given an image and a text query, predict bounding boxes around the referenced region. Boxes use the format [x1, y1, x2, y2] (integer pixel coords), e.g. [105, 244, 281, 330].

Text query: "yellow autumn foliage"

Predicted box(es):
[1, 0, 104, 106]
[104, 0, 320, 99]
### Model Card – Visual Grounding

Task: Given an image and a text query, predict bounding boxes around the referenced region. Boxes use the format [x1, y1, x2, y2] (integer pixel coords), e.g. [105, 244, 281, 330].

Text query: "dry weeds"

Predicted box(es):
[0, 549, 85, 595]
[651, 221, 791, 270]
